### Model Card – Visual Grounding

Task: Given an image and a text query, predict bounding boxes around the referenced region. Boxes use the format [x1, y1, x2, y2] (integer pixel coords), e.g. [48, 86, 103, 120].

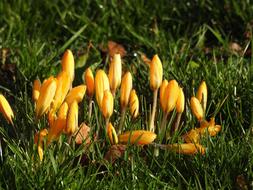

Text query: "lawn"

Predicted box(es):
[0, 0, 253, 189]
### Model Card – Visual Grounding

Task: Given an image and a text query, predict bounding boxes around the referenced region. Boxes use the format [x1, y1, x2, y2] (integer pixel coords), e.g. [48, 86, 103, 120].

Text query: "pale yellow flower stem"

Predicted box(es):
[88, 99, 93, 119]
[149, 89, 158, 132]
[118, 106, 126, 135]
[171, 113, 182, 135]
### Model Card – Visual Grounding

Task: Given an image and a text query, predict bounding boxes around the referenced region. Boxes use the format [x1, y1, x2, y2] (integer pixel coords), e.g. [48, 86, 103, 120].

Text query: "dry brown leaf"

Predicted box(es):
[229, 42, 242, 53]
[236, 175, 248, 190]
[75, 122, 91, 145]
[140, 52, 151, 66]
[108, 41, 127, 58]
[104, 144, 126, 163]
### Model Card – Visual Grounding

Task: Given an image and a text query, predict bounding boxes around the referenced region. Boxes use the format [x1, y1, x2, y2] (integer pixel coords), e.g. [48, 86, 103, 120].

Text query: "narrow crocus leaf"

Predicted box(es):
[102, 90, 114, 119]
[176, 87, 185, 113]
[95, 69, 110, 110]
[66, 101, 78, 135]
[48, 102, 68, 144]
[65, 85, 86, 105]
[61, 49, 75, 82]
[0, 94, 14, 125]
[84, 67, 94, 98]
[118, 130, 157, 145]
[168, 143, 205, 155]
[196, 81, 207, 112]
[109, 54, 122, 95]
[190, 97, 204, 121]
[163, 79, 179, 113]
[129, 89, 139, 118]
[36, 77, 57, 119]
[159, 79, 168, 113]
[120, 71, 132, 109]
[32, 79, 41, 103]
[52, 71, 71, 112]
[107, 122, 118, 145]
[150, 54, 163, 90]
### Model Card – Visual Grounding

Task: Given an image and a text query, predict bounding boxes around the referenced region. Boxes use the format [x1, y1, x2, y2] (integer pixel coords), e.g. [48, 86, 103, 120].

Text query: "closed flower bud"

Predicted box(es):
[196, 81, 207, 112]
[109, 54, 122, 95]
[150, 54, 163, 90]
[52, 71, 71, 112]
[168, 143, 205, 155]
[129, 89, 139, 118]
[65, 85, 86, 105]
[190, 97, 204, 121]
[118, 130, 157, 145]
[36, 77, 57, 119]
[162, 80, 179, 113]
[102, 90, 114, 119]
[176, 87, 185, 113]
[34, 129, 48, 161]
[84, 67, 94, 98]
[107, 123, 118, 144]
[32, 79, 41, 103]
[95, 70, 110, 110]
[61, 49, 75, 82]
[48, 102, 68, 144]
[66, 101, 78, 135]
[0, 94, 14, 125]
[120, 71, 132, 108]
[159, 79, 168, 112]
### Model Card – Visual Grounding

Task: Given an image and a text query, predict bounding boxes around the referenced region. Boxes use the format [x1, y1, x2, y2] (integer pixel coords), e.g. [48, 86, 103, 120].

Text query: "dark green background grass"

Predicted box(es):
[0, 0, 253, 189]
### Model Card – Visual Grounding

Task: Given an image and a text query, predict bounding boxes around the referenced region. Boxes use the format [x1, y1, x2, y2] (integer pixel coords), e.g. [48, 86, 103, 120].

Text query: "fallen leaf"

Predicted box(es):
[236, 174, 248, 190]
[140, 52, 151, 66]
[75, 123, 91, 145]
[229, 42, 242, 53]
[104, 144, 126, 163]
[108, 41, 127, 58]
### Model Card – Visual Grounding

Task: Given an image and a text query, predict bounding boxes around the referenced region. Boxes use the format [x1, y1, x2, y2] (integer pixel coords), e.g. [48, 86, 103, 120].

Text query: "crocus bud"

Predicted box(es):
[84, 67, 94, 98]
[36, 77, 57, 119]
[48, 102, 68, 144]
[129, 89, 139, 118]
[176, 87, 185, 113]
[190, 97, 204, 121]
[48, 109, 56, 128]
[95, 70, 110, 110]
[168, 143, 205, 155]
[108, 54, 122, 95]
[34, 129, 48, 161]
[159, 79, 168, 112]
[118, 130, 157, 145]
[196, 81, 207, 112]
[51, 71, 71, 112]
[65, 85, 86, 105]
[32, 79, 41, 103]
[107, 123, 118, 144]
[120, 71, 132, 108]
[162, 80, 179, 113]
[66, 101, 78, 135]
[102, 90, 114, 119]
[61, 49, 75, 82]
[150, 54, 163, 90]
[0, 94, 14, 125]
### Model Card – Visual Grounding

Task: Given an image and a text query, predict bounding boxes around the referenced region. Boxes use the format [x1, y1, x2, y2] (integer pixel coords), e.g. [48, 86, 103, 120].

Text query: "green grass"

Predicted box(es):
[0, 0, 253, 189]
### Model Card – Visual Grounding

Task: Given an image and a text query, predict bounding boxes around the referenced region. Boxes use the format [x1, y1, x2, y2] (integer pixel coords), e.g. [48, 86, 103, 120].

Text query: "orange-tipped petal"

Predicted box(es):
[190, 97, 204, 121]
[159, 79, 168, 112]
[48, 109, 56, 128]
[107, 123, 118, 144]
[48, 102, 68, 144]
[118, 130, 157, 145]
[102, 90, 114, 119]
[65, 85, 86, 105]
[61, 49, 75, 82]
[120, 71, 132, 108]
[196, 81, 207, 112]
[109, 54, 122, 94]
[36, 77, 57, 119]
[0, 94, 14, 125]
[84, 67, 94, 98]
[150, 54, 163, 90]
[129, 89, 139, 118]
[52, 71, 71, 112]
[176, 87, 185, 113]
[32, 79, 41, 103]
[169, 143, 205, 155]
[95, 70, 110, 110]
[66, 101, 78, 135]
[162, 80, 179, 113]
